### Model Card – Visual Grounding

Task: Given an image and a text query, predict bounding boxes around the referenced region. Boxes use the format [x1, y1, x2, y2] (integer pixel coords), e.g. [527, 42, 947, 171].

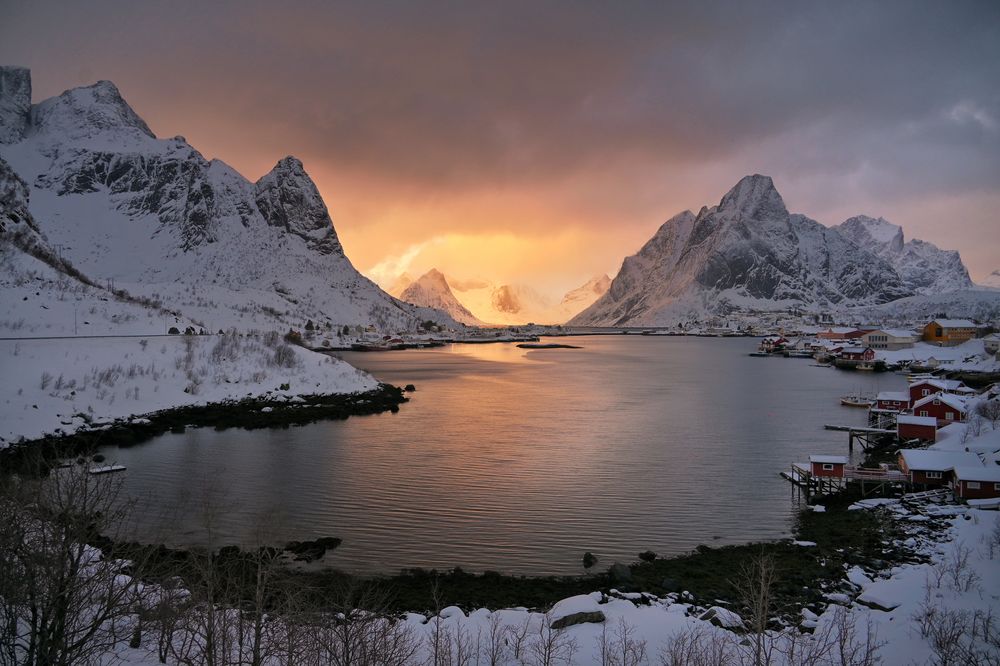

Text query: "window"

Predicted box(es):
[919, 410, 929, 417]
[922, 389, 930, 396]
[995, 483, 1000, 491]
[946, 413, 954, 421]
[926, 471, 942, 479]
[822, 463, 834, 471]
[968, 481, 981, 490]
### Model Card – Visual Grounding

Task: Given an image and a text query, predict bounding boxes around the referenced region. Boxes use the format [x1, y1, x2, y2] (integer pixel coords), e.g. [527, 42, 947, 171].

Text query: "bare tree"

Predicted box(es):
[976, 400, 1000, 429]
[0, 465, 148, 666]
[595, 617, 647, 666]
[731, 550, 778, 666]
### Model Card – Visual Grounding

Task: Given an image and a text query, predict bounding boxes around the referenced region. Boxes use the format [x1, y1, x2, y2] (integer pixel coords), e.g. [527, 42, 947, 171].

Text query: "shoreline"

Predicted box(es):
[100, 486, 926, 620]
[0, 383, 407, 472]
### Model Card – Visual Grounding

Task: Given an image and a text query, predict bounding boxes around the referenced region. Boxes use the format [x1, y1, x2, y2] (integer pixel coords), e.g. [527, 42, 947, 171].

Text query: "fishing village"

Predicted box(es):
[749, 318, 1000, 506]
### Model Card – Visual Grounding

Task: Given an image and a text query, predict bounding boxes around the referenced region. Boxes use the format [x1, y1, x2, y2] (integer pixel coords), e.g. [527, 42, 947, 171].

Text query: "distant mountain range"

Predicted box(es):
[0, 66, 459, 334]
[392, 270, 610, 326]
[571, 175, 988, 326]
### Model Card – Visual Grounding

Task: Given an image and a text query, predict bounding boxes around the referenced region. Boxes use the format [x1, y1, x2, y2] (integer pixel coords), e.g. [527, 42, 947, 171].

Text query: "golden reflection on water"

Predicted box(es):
[99, 337, 904, 575]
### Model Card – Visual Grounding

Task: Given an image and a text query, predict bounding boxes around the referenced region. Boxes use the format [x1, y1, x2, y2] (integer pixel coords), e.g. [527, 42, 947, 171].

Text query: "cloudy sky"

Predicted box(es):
[3, 1, 999, 294]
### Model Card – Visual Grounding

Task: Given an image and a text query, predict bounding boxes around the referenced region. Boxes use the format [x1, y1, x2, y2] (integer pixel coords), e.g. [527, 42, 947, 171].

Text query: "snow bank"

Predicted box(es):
[0, 334, 377, 444]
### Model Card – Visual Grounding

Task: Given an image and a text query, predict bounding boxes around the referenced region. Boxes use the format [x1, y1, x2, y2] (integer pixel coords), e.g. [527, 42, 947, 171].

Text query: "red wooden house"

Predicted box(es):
[875, 391, 910, 411]
[951, 466, 1000, 500]
[907, 379, 972, 406]
[840, 347, 875, 362]
[898, 449, 981, 487]
[809, 455, 848, 478]
[911, 393, 969, 425]
[896, 415, 937, 442]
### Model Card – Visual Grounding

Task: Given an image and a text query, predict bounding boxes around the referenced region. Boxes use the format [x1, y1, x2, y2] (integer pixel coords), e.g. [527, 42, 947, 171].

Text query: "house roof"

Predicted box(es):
[897, 415, 938, 427]
[929, 319, 976, 328]
[912, 393, 969, 412]
[910, 378, 968, 392]
[841, 347, 872, 354]
[877, 391, 909, 403]
[810, 455, 848, 465]
[899, 449, 982, 471]
[953, 466, 1000, 483]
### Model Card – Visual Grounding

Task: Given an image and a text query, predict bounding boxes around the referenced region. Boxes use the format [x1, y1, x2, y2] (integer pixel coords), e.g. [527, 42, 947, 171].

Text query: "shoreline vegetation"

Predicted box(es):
[0, 383, 407, 473]
[98, 489, 915, 619]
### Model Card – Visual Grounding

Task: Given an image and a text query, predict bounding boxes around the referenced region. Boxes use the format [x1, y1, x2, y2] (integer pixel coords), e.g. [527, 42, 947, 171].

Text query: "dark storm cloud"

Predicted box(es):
[6, 1, 998, 190]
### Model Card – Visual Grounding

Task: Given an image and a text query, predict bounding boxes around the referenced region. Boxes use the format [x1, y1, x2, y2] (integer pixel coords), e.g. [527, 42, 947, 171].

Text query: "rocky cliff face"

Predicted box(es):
[0, 67, 458, 332]
[0, 66, 31, 144]
[836, 215, 972, 294]
[572, 175, 913, 326]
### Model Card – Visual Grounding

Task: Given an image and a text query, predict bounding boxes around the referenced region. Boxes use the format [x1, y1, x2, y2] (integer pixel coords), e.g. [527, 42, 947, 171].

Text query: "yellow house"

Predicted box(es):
[922, 319, 976, 346]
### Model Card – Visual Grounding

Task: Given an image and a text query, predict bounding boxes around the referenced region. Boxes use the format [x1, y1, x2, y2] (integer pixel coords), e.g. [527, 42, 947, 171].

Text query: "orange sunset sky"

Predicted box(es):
[3, 1, 998, 298]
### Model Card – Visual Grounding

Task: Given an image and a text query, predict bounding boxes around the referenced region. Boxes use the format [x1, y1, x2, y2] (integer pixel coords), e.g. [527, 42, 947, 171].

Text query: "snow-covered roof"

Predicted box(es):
[897, 415, 937, 427]
[929, 319, 976, 328]
[877, 329, 918, 339]
[899, 449, 981, 471]
[810, 455, 848, 465]
[840, 346, 871, 354]
[952, 465, 1000, 483]
[910, 378, 967, 391]
[877, 391, 909, 402]
[912, 393, 969, 412]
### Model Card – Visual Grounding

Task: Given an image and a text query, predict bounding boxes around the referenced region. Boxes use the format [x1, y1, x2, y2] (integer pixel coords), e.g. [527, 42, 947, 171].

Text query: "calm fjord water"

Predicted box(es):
[101, 336, 901, 576]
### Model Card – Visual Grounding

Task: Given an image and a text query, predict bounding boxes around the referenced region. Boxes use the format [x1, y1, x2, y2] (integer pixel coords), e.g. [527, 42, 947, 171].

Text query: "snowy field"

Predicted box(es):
[0, 333, 377, 444]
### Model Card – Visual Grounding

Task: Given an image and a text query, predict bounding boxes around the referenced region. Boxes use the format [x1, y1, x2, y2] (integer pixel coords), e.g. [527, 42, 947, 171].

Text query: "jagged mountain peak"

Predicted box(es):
[400, 269, 481, 326]
[839, 215, 904, 252]
[0, 66, 31, 144]
[835, 215, 970, 294]
[30, 74, 155, 142]
[718, 174, 787, 220]
[253, 156, 343, 255]
[571, 176, 914, 327]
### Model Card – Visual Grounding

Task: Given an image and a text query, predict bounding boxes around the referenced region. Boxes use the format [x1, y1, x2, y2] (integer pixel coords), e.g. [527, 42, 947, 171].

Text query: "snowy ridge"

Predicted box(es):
[399, 269, 482, 326]
[572, 175, 913, 326]
[977, 269, 1000, 290]
[0, 67, 460, 334]
[836, 215, 972, 294]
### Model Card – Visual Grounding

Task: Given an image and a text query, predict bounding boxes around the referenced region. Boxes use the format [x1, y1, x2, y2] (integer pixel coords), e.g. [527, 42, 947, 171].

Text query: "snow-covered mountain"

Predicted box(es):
[0, 67, 459, 334]
[836, 216, 972, 294]
[977, 270, 1000, 290]
[1, 154, 194, 336]
[399, 269, 482, 326]
[553, 274, 611, 322]
[572, 175, 912, 326]
[448, 281, 554, 326]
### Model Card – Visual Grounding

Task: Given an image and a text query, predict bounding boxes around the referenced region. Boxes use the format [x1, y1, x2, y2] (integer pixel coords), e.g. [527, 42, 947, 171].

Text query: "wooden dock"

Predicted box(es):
[823, 425, 896, 451]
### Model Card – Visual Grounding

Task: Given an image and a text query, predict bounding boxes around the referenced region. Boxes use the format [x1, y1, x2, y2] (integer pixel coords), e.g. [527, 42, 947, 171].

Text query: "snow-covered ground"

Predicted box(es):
[92, 486, 1000, 665]
[0, 333, 376, 444]
[876, 338, 1000, 372]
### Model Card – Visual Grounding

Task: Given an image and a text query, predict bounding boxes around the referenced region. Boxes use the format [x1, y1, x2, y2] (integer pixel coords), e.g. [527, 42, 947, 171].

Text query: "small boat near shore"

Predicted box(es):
[839, 394, 875, 408]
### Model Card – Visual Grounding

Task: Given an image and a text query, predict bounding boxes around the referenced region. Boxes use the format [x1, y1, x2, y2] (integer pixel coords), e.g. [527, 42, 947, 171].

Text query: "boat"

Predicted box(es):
[785, 349, 814, 358]
[748, 351, 770, 357]
[839, 394, 875, 408]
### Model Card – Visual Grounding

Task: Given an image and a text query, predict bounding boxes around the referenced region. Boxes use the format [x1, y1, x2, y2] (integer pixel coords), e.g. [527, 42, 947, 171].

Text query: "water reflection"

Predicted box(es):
[99, 337, 902, 575]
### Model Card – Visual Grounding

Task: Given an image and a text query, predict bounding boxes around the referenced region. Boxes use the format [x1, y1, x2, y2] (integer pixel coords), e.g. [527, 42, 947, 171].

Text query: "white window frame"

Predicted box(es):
[919, 410, 929, 417]
[822, 463, 835, 471]
[968, 481, 981, 490]
[925, 471, 942, 479]
[945, 412, 954, 421]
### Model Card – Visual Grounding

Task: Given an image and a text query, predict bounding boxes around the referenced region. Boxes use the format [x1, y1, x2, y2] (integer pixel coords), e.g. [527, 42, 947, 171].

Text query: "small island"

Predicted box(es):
[516, 342, 583, 349]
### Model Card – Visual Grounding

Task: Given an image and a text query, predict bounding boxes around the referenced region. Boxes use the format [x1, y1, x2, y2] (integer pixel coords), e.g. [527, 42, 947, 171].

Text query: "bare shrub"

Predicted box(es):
[524, 612, 578, 666]
[40, 371, 52, 389]
[271, 344, 297, 369]
[659, 624, 735, 666]
[976, 399, 1000, 429]
[595, 617, 648, 666]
